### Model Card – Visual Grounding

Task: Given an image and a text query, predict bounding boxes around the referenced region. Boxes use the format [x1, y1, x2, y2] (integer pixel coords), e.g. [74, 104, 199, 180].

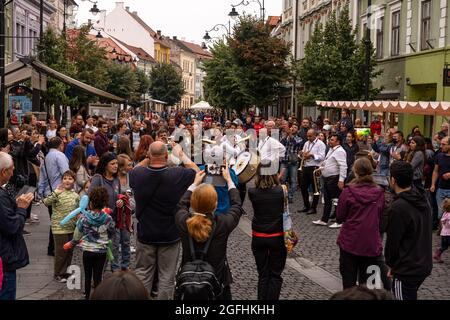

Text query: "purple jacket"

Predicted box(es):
[336, 183, 384, 257]
[94, 131, 110, 158]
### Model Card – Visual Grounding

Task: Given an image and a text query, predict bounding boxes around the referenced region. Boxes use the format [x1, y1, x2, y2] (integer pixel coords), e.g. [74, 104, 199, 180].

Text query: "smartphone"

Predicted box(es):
[206, 164, 225, 176]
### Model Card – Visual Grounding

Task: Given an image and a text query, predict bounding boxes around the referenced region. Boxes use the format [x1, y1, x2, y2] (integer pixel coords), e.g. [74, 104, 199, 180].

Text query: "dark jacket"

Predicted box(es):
[0, 187, 29, 272]
[175, 188, 243, 287]
[94, 131, 110, 158]
[385, 188, 433, 282]
[342, 142, 360, 170]
[130, 166, 195, 245]
[336, 183, 384, 257]
[10, 139, 41, 189]
[248, 186, 284, 234]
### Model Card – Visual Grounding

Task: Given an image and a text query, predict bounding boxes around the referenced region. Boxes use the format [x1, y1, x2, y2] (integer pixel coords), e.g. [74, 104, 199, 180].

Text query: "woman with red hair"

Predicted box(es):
[134, 135, 154, 163]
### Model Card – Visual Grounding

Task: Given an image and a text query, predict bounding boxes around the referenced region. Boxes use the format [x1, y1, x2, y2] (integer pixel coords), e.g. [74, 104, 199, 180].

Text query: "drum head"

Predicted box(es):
[233, 152, 251, 175]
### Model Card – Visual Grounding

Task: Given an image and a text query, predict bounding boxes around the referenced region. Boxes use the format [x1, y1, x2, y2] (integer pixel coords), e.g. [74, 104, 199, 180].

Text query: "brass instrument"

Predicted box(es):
[298, 151, 305, 171]
[313, 168, 322, 196]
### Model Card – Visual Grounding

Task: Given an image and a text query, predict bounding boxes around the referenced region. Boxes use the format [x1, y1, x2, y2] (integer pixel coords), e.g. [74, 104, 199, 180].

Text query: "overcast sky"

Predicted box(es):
[75, 0, 282, 45]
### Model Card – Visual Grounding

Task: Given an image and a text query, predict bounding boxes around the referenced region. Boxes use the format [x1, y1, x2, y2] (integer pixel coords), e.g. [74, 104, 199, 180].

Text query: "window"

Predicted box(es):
[391, 11, 400, 56]
[376, 17, 384, 59]
[420, 0, 431, 51]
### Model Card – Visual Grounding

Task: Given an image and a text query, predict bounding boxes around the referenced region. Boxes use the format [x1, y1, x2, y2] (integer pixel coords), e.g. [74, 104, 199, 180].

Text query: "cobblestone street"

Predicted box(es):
[17, 186, 450, 300]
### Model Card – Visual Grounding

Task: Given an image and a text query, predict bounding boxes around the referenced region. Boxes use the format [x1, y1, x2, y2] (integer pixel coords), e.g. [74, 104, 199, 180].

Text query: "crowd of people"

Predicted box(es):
[0, 107, 448, 301]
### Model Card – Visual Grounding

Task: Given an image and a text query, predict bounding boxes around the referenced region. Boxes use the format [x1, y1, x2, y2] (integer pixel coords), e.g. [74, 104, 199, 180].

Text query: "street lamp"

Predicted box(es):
[81, 0, 100, 16]
[229, 0, 265, 22]
[203, 23, 231, 42]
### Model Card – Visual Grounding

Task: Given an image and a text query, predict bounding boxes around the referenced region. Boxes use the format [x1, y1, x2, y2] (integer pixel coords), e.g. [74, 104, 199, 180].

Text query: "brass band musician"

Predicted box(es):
[298, 129, 326, 215]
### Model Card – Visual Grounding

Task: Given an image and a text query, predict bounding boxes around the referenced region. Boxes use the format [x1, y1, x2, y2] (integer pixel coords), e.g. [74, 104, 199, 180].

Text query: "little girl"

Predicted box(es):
[434, 198, 450, 263]
[64, 186, 115, 299]
[43, 170, 80, 282]
[79, 179, 91, 198]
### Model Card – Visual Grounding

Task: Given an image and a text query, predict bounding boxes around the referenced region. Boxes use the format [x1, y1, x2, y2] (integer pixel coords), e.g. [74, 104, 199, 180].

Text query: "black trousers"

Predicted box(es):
[251, 236, 287, 300]
[320, 175, 341, 223]
[339, 248, 381, 289]
[391, 277, 424, 300]
[237, 182, 247, 205]
[83, 251, 107, 300]
[300, 166, 319, 210]
[48, 206, 54, 255]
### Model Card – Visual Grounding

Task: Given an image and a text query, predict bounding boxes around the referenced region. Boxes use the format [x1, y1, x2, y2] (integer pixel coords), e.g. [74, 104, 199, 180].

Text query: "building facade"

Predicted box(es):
[48, 0, 77, 33]
[13, 0, 56, 60]
[358, 0, 449, 135]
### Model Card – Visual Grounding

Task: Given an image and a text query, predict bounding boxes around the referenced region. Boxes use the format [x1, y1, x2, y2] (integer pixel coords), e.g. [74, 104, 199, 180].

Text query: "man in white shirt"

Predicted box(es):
[313, 133, 347, 227]
[299, 129, 326, 214]
[257, 120, 285, 176]
[85, 115, 98, 133]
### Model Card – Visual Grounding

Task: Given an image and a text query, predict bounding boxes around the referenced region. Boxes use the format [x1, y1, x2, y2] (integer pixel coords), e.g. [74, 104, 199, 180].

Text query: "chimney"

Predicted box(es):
[125, 6, 129, 11]
[115, 2, 124, 9]
[132, 11, 137, 15]
[157, 30, 161, 37]
[173, 36, 177, 40]
[87, 19, 92, 25]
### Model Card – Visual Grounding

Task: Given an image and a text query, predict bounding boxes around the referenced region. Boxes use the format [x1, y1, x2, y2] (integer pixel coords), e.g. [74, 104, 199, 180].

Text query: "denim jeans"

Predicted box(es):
[111, 228, 131, 271]
[0, 271, 16, 300]
[437, 188, 450, 219]
[280, 161, 298, 200]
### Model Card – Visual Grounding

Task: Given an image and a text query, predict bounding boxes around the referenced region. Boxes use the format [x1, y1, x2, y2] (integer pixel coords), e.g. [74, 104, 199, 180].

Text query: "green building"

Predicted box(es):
[358, 0, 449, 136]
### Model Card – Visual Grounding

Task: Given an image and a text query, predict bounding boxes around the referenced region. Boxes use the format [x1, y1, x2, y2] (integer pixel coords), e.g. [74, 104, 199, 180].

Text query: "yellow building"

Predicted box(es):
[154, 30, 171, 64]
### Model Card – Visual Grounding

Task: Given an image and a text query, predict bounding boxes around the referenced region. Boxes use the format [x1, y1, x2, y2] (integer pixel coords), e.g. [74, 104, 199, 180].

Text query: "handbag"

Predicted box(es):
[281, 185, 299, 253]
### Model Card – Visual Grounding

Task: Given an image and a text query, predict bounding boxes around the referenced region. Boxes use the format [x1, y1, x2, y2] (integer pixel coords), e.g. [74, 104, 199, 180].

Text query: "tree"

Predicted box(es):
[202, 40, 251, 111]
[296, 5, 382, 106]
[37, 28, 78, 108]
[130, 68, 150, 107]
[105, 62, 138, 102]
[148, 63, 184, 106]
[229, 16, 291, 110]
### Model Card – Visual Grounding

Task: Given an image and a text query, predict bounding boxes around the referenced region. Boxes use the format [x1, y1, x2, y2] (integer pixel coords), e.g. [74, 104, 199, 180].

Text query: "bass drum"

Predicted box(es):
[232, 151, 259, 184]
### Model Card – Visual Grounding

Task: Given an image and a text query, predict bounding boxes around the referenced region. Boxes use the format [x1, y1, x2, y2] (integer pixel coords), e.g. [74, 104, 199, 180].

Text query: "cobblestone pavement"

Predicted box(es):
[20, 185, 450, 300]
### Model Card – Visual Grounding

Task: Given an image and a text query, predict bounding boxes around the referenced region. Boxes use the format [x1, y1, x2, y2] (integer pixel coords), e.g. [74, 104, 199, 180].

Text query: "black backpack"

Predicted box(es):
[174, 221, 223, 300]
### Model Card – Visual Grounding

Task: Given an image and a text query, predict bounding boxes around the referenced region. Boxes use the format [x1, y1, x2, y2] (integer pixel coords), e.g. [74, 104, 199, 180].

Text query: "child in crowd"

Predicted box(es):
[63, 187, 115, 299]
[43, 170, 80, 282]
[79, 179, 91, 198]
[434, 198, 450, 263]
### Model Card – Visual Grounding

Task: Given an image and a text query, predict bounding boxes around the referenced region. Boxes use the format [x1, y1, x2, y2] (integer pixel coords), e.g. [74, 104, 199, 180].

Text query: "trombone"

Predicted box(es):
[313, 168, 322, 196]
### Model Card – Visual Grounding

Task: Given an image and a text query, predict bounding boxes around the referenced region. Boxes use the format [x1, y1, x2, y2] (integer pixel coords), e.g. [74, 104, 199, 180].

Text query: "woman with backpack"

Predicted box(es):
[175, 168, 243, 300]
[248, 162, 287, 300]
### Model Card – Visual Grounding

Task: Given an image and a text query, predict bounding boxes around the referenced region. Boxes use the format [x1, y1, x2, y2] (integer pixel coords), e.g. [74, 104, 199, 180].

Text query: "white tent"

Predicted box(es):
[190, 101, 214, 110]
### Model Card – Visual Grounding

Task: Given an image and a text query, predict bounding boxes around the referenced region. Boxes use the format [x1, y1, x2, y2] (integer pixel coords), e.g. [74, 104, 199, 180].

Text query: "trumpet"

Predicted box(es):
[313, 168, 322, 196]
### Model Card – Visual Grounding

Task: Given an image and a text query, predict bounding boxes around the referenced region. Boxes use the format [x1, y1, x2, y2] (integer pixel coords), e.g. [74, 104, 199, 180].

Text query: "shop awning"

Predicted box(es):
[316, 100, 450, 116]
[5, 58, 125, 103]
[142, 98, 167, 104]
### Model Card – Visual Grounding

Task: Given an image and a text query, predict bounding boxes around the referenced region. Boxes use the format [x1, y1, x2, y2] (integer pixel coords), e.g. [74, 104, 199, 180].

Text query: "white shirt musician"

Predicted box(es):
[313, 134, 347, 227]
[257, 121, 286, 166]
[302, 129, 327, 168]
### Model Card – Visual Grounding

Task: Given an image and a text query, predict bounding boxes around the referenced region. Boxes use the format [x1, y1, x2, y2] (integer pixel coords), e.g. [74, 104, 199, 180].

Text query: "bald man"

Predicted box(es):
[130, 141, 199, 299]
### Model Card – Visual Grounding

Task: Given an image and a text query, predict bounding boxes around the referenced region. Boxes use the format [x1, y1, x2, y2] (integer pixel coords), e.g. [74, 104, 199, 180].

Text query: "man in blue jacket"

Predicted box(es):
[64, 128, 97, 161]
[0, 152, 34, 300]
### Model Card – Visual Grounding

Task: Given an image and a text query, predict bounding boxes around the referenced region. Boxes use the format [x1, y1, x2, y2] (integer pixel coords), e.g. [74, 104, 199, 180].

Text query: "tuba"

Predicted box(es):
[313, 168, 322, 195]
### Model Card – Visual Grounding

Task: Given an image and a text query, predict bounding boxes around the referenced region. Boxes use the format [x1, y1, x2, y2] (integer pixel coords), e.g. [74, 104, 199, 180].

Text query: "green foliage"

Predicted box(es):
[203, 16, 290, 112]
[105, 62, 138, 101]
[148, 63, 184, 106]
[295, 5, 382, 106]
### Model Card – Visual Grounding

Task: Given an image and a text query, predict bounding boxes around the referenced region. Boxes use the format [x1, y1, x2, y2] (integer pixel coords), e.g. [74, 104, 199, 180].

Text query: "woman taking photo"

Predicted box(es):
[134, 135, 154, 163]
[69, 145, 91, 192]
[336, 157, 385, 289]
[248, 162, 287, 300]
[175, 168, 243, 300]
[57, 126, 70, 151]
[405, 136, 426, 192]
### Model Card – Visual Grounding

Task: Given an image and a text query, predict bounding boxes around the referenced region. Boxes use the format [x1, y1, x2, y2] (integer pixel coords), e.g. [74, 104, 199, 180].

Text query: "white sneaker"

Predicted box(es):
[329, 222, 342, 229]
[312, 220, 327, 226]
